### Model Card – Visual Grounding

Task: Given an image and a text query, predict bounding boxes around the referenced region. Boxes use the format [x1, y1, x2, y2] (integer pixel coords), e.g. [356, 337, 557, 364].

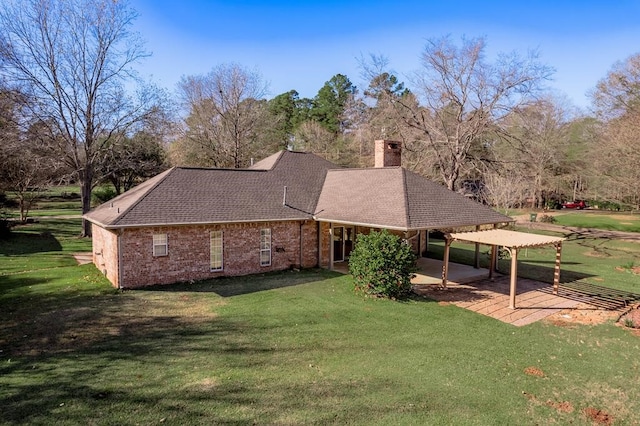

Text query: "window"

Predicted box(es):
[210, 230, 223, 271]
[260, 228, 271, 266]
[153, 234, 168, 257]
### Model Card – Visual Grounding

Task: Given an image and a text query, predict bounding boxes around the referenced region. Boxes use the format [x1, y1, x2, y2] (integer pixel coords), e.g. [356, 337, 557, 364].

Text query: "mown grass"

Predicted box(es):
[3, 186, 82, 220]
[1, 219, 640, 424]
[553, 211, 640, 233]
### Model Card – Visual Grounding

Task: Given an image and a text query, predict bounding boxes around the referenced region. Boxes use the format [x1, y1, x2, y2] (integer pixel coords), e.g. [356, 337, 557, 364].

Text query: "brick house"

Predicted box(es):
[85, 140, 511, 288]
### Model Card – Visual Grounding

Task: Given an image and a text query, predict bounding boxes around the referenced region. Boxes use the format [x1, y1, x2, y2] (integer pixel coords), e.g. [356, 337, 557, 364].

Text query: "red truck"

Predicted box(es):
[562, 200, 586, 209]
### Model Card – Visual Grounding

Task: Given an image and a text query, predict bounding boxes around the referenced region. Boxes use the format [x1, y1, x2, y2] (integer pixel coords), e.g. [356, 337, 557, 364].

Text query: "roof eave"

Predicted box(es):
[90, 216, 312, 230]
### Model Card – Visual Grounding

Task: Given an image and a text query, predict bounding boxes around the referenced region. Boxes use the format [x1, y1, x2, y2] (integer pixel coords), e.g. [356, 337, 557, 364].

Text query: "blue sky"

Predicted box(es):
[131, 0, 640, 109]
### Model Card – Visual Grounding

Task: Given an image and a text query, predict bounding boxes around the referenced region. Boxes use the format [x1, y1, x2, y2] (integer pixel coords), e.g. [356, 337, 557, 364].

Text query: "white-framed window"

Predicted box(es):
[260, 228, 271, 266]
[153, 233, 168, 257]
[210, 230, 223, 271]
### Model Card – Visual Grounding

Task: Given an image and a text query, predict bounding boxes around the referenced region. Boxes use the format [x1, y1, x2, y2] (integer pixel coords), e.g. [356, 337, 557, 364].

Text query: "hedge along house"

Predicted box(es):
[85, 140, 513, 289]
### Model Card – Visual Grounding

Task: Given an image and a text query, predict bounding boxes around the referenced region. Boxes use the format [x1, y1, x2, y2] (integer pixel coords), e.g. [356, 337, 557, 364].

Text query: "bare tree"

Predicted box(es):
[590, 52, 640, 119]
[591, 111, 640, 208]
[396, 35, 553, 190]
[589, 52, 640, 208]
[496, 97, 572, 208]
[178, 64, 270, 168]
[482, 168, 528, 216]
[0, 0, 163, 236]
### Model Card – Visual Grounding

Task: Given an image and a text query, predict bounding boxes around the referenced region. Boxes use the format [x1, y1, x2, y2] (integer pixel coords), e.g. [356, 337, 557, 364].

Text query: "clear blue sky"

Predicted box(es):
[131, 0, 640, 109]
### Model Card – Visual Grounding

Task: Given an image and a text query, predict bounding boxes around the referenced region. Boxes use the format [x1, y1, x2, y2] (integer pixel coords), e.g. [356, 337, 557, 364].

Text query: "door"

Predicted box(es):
[333, 226, 344, 262]
[344, 227, 354, 259]
[333, 226, 355, 262]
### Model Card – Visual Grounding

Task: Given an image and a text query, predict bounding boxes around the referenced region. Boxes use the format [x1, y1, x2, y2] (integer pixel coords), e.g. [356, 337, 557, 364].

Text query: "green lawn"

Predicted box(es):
[1, 219, 640, 424]
[552, 211, 640, 233]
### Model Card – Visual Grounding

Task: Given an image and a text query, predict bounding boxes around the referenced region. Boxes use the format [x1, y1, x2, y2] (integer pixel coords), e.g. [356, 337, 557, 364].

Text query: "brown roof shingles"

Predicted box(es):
[85, 151, 338, 228]
[314, 167, 511, 230]
[85, 150, 511, 230]
[314, 168, 410, 229]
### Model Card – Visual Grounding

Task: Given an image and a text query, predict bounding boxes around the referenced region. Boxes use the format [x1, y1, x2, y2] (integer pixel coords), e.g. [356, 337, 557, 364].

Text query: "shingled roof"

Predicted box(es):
[314, 167, 511, 230]
[85, 150, 512, 230]
[85, 151, 337, 228]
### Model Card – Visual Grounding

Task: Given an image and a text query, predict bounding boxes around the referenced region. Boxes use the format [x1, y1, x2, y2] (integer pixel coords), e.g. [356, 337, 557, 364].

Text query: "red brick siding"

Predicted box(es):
[91, 224, 120, 288]
[114, 220, 318, 289]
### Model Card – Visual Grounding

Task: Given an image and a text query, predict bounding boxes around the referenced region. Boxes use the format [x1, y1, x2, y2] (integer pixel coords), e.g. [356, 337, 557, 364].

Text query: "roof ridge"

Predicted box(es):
[270, 150, 286, 169]
[112, 167, 177, 226]
[176, 166, 266, 172]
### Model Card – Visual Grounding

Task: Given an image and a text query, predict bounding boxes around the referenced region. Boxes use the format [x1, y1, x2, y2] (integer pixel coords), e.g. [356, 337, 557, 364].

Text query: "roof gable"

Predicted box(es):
[314, 168, 410, 229]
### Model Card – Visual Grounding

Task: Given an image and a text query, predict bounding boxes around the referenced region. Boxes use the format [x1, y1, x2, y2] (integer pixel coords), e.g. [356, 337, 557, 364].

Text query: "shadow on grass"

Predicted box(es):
[142, 268, 344, 297]
[495, 260, 595, 284]
[0, 275, 396, 425]
[0, 283, 276, 423]
[0, 274, 53, 295]
[0, 231, 62, 256]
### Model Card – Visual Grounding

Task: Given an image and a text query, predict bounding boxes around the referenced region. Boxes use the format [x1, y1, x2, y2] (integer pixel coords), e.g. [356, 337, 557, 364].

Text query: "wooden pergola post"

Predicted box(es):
[489, 245, 497, 280]
[509, 248, 519, 309]
[441, 237, 451, 288]
[474, 225, 481, 269]
[553, 242, 562, 295]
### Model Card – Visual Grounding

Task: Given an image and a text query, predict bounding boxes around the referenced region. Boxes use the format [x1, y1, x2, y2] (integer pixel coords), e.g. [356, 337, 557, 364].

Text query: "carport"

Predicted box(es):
[443, 229, 565, 309]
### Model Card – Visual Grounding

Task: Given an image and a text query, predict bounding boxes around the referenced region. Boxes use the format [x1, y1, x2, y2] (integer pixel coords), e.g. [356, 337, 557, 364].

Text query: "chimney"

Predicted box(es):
[374, 139, 402, 167]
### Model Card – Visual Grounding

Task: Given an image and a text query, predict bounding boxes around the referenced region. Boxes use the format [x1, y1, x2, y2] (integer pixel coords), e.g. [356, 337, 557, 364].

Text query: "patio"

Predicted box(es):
[336, 257, 635, 326]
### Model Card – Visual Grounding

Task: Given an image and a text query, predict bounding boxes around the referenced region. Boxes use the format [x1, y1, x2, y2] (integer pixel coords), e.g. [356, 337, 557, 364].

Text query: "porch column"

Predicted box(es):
[442, 237, 452, 288]
[553, 242, 562, 295]
[474, 225, 481, 269]
[489, 245, 497, 280]
[329, 223, 334, 271]
[509, 247, 519, 309]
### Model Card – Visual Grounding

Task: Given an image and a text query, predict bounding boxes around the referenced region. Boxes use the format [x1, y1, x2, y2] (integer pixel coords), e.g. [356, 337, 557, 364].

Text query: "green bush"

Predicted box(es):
[92, 186, 117, 205]
[348, 230, 417, 299]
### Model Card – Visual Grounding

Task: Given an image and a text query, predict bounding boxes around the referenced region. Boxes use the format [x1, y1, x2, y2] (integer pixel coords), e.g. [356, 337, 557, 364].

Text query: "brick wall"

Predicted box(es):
[113, 220, 318, 289]
[91, 224, 120, 287]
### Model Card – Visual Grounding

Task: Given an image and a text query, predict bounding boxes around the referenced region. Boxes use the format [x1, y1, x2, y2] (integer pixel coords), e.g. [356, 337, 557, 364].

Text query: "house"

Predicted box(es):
[85, 140, 512, 289]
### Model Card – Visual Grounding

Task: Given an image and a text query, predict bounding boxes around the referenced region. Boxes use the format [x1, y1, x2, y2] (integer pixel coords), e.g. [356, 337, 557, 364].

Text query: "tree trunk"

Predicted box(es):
[80, 168, 93, 237]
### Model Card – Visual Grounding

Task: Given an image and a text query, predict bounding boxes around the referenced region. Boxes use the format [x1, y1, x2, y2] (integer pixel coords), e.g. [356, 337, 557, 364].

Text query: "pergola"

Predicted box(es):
[442, 229, 565, 309]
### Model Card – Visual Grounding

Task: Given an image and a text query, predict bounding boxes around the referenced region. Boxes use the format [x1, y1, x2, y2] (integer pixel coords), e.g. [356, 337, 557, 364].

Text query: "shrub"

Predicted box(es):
[539, 214, 556, 223]
[348, 230, 417, 299]
[92, 186, 117, 205]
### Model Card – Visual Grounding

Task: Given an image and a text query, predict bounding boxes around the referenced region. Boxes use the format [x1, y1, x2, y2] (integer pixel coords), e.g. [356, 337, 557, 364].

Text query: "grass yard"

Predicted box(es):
[552, 211, 640, 233]
[1, 219, 640, 424]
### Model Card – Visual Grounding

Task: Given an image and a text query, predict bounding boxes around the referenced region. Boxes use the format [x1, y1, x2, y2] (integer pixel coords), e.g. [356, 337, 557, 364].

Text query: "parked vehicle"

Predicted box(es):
[562, 200, 586, 209]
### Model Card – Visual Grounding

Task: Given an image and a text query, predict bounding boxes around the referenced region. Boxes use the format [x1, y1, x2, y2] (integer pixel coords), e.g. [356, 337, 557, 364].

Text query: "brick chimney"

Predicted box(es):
[374, 140, 402, 167]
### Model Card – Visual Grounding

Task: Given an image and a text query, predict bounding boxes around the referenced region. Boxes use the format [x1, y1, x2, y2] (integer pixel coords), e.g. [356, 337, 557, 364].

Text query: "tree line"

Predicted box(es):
[1, 0, 639, 236]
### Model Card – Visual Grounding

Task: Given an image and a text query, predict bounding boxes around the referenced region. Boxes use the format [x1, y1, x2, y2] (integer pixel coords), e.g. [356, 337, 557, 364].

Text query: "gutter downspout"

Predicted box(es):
[117, 228, 124, 289]
[299, 221, 303, 268]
